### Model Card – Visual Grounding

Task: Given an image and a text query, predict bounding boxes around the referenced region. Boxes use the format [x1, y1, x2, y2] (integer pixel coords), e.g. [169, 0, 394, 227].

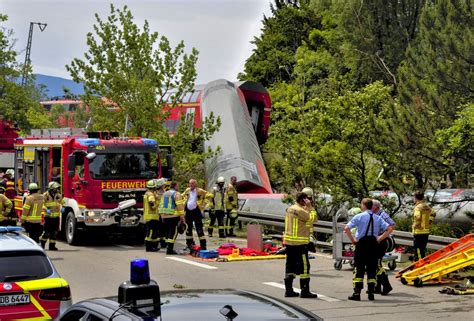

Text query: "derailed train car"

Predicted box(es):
[165, 79, 273, 194]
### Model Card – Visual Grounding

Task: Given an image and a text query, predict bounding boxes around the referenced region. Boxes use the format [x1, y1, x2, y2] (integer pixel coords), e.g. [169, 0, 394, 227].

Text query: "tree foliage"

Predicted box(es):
[238, 0, 320, 86]
[0, 14, 46, 131]
[66, 5, 220, 186]
[245, 0, 473, 201]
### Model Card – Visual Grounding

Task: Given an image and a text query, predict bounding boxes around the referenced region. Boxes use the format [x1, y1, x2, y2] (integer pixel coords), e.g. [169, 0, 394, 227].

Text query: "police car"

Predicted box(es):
[60, 259, 321, 320]
[0, 226, 72, 319]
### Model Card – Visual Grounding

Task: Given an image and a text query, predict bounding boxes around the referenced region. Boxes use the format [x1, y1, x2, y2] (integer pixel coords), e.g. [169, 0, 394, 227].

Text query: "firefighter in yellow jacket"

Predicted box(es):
[0, 185, 13, 226]
[144, 179, 161, 252]
[182, 179, 213, 250]
[158, 181, 185, 255]
[22, 183, 45, 243]
[209, 176, 227, 238]
[412, 190, 436, 261]
[283, 192, 318, 299]
[40, 181, 63, 250]
[302, 187, 317, 252]
[225, 176, 239, 237]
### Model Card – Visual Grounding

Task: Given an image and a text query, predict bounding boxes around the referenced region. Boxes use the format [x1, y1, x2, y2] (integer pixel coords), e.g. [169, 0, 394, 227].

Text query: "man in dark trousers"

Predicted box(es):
[283, 192, 318, 299]
[412, 190, 436, 261]
[372, 199, 395, 295]
[344, 198, 393, 301]
[182, 179, 213, 250]
[158, 181, 185, 255]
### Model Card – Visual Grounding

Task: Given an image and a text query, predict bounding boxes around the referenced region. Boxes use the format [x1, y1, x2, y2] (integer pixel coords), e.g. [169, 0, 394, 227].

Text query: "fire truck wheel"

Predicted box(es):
[65, 211, 81, 245]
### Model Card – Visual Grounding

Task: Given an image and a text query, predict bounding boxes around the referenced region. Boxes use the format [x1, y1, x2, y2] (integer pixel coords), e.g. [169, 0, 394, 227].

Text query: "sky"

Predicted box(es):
[1, 0, 272, 84]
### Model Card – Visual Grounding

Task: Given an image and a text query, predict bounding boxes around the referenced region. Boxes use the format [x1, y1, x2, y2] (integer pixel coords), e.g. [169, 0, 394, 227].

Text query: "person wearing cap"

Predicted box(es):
[2, 169, 17, 225]
[344, 198, 393, 301]
[372, 199, 395, 295]
[22, 183, 45, 243]
[209, 176, 226, 238]
[144, 179, 161, 252]
[412, 190, 436, 261]
[283, 192, 318, 299]
[40, 181, 63, 250]
[158, 181, 185, 255]
[0, 184, 13, 226]
[225, 176, 239, 237]
[182, 179, 213, 250]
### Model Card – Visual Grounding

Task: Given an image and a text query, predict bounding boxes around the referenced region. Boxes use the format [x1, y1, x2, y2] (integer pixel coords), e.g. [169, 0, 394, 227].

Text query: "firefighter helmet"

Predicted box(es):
[48, 181, 60, 190]
[28, 183, 39, 191]
[155, 178, 167, 188]
[5, 169, 14, 177]
[216, 176, 225, 184]
[146, 180, 156, 189]
[302, 187, 314, 198]
[0, 185, 5, 192]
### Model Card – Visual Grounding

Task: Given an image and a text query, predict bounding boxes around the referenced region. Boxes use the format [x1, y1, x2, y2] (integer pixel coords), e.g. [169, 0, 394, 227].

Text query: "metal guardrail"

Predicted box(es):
[238, 211, 458, 251]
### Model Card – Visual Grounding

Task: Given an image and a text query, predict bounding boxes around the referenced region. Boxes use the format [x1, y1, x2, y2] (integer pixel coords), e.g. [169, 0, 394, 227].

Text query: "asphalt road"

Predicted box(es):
[48, 236, 473, 321]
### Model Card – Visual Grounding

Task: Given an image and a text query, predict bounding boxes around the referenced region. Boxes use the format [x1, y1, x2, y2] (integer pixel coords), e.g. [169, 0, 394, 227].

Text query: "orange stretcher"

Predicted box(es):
[400, 247, 474, 287]
[396, 233, 474, 278]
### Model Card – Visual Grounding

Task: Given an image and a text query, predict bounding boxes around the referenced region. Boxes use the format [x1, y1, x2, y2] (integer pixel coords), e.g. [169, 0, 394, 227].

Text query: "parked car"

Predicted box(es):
[60, 289, 321, 321]
[0, 226, 72, 319]
[60, 258, 321, 320]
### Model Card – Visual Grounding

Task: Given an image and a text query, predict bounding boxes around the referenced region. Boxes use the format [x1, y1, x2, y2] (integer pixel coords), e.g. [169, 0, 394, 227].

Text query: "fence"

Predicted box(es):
[238, 210, 457, 250]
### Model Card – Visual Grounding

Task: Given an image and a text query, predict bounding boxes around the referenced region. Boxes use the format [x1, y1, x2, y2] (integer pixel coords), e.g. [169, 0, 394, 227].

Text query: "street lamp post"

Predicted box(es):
[21, 22, 47, 87]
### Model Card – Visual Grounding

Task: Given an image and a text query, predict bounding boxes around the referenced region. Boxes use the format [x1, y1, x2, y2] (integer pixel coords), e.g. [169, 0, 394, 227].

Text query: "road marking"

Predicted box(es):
[166, 257, 218, 270]
[116, 245, 134, 249]
[263, 282, 340, 302]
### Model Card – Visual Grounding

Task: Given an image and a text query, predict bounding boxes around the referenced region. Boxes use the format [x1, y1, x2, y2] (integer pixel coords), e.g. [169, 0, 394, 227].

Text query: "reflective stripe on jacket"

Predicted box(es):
[182, 188, 213, 212]
[159, 189, 185, 218]
[284, 204, 311, 245]
[305, 207, 317, 229]
[225, 183, 238, 210]
[0, 194, 13, 220]
[412, 200, 436, 235]
[5, 180, 15, 199]
[144, 190, 159, 221]
[22, 193, 45, 223]
[211, 187, 226, 211]
[43, 192, 62, 218]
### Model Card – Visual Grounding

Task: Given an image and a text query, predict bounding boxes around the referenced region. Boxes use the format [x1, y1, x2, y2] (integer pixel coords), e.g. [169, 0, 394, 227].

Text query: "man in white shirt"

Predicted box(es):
[182, 179, 213, 250]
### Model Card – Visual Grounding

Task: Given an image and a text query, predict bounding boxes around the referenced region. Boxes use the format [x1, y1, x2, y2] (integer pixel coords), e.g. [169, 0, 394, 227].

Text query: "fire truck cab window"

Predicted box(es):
[74, 153, 85, 179]
[89, 153, 154, 179]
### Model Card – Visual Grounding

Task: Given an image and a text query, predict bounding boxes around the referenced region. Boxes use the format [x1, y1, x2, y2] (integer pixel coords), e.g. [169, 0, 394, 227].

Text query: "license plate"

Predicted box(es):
[0, 294, 30, 306]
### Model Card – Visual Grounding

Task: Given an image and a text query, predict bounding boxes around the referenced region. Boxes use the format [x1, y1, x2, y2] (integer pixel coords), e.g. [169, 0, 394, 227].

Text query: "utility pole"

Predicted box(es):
[21, 22, 47, 87]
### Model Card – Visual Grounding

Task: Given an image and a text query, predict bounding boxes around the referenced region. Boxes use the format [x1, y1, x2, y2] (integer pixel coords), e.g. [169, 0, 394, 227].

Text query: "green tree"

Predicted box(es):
[238, 0, 320, 86]
[339, 0, 426, 87]
[67, 5, 220, 185]
[66, 5, 199, 138]
[0, 14, 44, 131]
[394, 0, 473, 187]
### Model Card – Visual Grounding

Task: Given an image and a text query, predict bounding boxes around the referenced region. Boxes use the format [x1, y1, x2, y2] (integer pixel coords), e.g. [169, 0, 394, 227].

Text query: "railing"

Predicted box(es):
[238, 211, 457, 250]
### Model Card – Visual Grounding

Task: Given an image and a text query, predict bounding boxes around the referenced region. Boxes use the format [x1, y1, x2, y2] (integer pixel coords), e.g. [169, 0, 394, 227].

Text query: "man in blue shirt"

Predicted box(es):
[344, 198, 393, 301]
[372, 199, 396, 295]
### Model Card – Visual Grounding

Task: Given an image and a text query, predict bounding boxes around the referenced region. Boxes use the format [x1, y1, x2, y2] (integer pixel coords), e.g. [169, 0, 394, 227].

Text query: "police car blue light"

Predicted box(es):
[130, 258, 150, 285]
[0, 226, 23, 233]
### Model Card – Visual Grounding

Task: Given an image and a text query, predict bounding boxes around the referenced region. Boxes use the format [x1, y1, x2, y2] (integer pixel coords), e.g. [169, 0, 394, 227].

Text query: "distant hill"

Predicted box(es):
[34, 74, 84, 99]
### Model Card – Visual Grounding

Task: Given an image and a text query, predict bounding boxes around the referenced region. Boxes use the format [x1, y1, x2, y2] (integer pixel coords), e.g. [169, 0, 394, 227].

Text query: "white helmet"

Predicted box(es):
[216, 176, 225, 184]
[155, 178, 167, 188]
[5, 169, 14, 178]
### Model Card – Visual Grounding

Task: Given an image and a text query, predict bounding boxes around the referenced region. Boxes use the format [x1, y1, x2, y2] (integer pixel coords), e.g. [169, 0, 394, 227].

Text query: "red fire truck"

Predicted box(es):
[13, 129, 172, 244]
[0, 120, 19, 172]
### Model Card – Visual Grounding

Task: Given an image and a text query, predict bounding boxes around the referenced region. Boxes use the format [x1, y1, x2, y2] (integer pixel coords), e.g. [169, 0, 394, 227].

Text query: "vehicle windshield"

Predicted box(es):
[89, 153, 155, 180]
[0, 251, 53, 282]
